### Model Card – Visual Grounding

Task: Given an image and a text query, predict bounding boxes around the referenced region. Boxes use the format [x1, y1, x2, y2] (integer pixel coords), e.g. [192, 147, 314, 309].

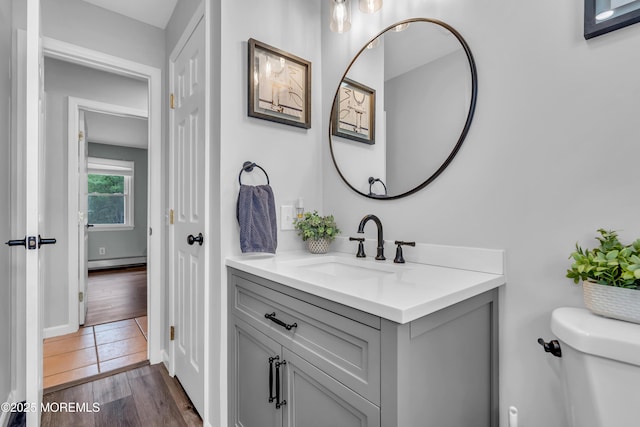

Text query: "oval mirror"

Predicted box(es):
[329, 18, 477, 199]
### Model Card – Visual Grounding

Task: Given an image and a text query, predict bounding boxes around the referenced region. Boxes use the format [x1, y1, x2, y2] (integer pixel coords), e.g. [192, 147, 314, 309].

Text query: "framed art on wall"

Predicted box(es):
[332, 78, 375, 145]
[584, 0, 640, 39]
[248, 38, 311, 129]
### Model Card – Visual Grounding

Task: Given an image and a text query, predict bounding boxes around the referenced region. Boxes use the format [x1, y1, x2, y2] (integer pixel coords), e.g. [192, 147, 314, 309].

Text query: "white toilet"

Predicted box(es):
[551, 307, 640, 427]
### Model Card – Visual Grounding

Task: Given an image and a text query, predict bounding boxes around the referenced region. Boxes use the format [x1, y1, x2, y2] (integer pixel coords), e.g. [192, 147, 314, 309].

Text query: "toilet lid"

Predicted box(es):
[551, 307, 640, 367]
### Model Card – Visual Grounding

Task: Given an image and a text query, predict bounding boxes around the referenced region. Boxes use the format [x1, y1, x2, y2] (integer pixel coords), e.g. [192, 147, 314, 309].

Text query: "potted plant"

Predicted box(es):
[567, 229, 640, 323]
[294, 211, 341, 254]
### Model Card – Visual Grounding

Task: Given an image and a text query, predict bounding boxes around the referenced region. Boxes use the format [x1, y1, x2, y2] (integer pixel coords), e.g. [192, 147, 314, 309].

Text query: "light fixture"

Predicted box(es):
[359, 0, 382, 14]
[595, 9, 614, 21]
[330, 0, 352, 33]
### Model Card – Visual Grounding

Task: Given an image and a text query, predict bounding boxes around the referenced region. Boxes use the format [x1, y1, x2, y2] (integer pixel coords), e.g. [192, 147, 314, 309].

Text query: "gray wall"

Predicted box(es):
[321, 2, 640, 427]
[87, 143, 148, 262]
[385, 49, 468, 195]
[43, 57, 148, 329]
[0, 0, 12, 412]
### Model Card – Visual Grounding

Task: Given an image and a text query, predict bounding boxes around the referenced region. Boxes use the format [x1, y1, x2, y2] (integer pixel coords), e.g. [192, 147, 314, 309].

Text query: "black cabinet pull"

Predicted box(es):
[275, 360, 287, 409]
[187, 233, 204, 246]
[268, 356, 279, 403]
[265, 312, 297, 331]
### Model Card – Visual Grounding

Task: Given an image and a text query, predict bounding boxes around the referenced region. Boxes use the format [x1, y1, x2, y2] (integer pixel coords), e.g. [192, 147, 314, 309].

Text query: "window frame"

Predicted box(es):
[87, 157, 135, 231]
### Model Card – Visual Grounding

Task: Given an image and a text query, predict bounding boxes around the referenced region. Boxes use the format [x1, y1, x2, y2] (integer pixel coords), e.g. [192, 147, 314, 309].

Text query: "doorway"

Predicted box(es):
[40, 58, 155, 388]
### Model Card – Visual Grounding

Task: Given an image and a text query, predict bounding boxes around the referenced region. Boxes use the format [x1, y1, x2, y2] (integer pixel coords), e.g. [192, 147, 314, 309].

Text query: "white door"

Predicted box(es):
[15, 1, 47, 425]
[171, 16, 206, 416]
[78, 110, 89, 324]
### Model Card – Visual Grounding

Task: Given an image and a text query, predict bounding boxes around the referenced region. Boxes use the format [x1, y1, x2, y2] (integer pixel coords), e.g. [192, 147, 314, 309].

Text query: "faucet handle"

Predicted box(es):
[349, 237, 366, 258]
[393, 241, 415, 264]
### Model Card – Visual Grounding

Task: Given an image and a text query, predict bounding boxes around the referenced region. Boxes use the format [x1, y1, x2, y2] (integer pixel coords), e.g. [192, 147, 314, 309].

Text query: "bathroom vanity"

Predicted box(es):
[227, 249, 504, 427]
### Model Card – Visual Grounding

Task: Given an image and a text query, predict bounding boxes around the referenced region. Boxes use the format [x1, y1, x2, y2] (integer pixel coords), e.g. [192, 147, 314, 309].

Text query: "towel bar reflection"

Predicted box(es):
[238, 161, 270, 185]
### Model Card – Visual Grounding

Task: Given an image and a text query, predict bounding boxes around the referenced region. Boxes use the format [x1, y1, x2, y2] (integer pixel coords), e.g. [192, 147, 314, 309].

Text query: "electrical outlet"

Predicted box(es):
[99, 247, 106, 255]
[281, 205, 295, 230]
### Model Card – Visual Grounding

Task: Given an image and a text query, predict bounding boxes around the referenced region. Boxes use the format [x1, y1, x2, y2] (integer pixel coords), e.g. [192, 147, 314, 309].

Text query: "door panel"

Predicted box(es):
[230, 319, 281, 427]
[283, 349, 380, 427]
[172, 16, 206, 416]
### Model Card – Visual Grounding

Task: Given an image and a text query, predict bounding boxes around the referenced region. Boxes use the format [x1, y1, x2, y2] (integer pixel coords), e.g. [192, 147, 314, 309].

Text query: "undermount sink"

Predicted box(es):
[285, 256, 400, 279]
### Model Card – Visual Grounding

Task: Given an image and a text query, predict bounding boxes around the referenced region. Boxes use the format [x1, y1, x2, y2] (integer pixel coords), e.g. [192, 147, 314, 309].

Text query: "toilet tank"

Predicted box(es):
[551, 307, 640, 427]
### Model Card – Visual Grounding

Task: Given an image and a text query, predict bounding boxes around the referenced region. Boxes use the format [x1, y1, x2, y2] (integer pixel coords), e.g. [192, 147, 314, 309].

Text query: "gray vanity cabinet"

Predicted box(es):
[228, 267, 498, 427]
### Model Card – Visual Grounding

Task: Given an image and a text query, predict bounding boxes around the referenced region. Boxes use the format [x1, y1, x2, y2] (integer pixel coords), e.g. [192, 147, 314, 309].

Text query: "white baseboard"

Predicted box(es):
[88, 256, 147, 270]
[43, 323, 77, 339]
[0, 390, 16, 427]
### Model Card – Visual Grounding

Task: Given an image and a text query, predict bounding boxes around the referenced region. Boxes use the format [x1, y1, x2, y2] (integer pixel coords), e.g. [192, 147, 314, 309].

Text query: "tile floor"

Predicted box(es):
[43, 316, 148, 390]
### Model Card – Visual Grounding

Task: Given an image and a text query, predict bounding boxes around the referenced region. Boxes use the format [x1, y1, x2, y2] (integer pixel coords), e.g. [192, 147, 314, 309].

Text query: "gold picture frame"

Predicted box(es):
[332, 78, 376, 144]
[248, 38, 311, 129]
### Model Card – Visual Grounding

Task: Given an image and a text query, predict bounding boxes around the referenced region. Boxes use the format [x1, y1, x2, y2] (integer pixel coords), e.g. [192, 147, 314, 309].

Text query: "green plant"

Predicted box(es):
[294, 211, 341, 242]
[567, 229, 640, 289]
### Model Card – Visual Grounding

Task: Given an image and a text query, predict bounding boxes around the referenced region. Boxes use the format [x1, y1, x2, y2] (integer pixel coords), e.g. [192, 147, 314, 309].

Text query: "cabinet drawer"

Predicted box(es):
[231, 273, 381, 405]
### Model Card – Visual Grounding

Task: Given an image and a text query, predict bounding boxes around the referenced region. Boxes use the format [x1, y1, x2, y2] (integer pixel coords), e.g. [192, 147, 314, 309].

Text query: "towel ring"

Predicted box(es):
[238, 161, 270, 185]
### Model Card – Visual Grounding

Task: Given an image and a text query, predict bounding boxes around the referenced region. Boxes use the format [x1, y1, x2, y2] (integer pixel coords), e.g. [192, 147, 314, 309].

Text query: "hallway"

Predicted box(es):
[85, 266, 147, 327]
[43, 317, 148, 390]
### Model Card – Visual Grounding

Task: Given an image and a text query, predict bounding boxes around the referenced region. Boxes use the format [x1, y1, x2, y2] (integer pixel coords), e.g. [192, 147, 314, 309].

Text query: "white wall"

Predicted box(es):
[213, 0, 323, 424]
[0, 0, 13, 416]
[42, 0, 165, 70]
[85, 113, 148, 148]
[332, 42, 387, 195]
[322, 1, 640, 427]
[43, 57, 148, 329]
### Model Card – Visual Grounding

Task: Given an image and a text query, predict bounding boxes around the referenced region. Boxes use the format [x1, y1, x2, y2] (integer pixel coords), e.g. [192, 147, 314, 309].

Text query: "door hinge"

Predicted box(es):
[170, 326, 175, 341]
[78, 131, 84, 141]
[79, 292, 84, 302]
[170, 93, 175, 109]
[169, 209, 174, 225]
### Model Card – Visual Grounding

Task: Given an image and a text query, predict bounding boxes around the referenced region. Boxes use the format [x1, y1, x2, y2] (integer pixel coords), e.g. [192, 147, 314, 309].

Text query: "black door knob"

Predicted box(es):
[187, 233, 204, 246]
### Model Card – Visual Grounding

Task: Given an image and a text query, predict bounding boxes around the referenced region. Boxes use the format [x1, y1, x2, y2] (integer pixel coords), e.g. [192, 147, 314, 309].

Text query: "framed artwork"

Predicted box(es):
[248, 38, 311, 129]
[584, 0, 640, 39]
[332, 78, 376, 145]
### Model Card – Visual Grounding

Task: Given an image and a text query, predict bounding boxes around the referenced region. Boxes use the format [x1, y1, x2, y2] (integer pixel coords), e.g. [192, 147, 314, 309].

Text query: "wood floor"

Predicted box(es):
[85, 266, 147, 327]
[41, 363, 202, 426]
[44, 317, 148, 390]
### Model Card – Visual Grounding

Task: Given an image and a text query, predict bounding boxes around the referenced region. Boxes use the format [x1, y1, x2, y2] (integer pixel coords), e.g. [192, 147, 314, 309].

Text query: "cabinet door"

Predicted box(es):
[282, 349, 380, 427]
[230, 318, 282, 427]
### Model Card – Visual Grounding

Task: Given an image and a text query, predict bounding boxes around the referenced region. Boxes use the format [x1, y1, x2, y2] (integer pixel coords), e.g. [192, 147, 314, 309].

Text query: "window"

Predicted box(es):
[88, 157, 134, 230]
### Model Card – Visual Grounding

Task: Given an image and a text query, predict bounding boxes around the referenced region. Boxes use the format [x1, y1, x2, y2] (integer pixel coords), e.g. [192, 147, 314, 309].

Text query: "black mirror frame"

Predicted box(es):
[329, 18, 478, 201]
[584, 0, 640, 39]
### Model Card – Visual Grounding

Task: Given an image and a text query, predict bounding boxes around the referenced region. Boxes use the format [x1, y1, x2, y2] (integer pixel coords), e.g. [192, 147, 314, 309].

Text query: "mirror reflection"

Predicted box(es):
[329, 19, 477, 199]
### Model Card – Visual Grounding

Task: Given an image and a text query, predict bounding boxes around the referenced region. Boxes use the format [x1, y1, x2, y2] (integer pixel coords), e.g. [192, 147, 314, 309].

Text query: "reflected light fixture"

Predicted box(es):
[366, 37, 380, 49]
[595, 9, 614, 21]
[359, 0, 382, 14]
[393, 22, 410, 32]
[330, 0, 352, 33]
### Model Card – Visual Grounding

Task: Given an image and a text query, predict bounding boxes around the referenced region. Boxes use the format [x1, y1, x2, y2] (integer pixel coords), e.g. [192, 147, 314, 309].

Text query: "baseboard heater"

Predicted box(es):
[88, 256, 147, 270]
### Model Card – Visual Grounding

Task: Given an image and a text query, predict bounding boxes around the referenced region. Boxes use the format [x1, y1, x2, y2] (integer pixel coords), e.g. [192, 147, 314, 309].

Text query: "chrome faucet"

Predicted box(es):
[357, 214, 385, 260]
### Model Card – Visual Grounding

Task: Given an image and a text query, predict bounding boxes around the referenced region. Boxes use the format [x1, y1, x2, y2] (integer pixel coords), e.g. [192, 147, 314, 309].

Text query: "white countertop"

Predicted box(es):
[226, 250, 506, 324]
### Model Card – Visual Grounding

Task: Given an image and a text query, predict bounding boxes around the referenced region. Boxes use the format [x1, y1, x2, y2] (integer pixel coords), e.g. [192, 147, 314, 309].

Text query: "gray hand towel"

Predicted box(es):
[237, 184, 277, 254]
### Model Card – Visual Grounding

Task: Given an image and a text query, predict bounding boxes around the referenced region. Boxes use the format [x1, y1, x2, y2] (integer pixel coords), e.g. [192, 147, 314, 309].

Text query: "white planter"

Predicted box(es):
[307, 238, 330, 254]
[583, 280, 640, 324]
